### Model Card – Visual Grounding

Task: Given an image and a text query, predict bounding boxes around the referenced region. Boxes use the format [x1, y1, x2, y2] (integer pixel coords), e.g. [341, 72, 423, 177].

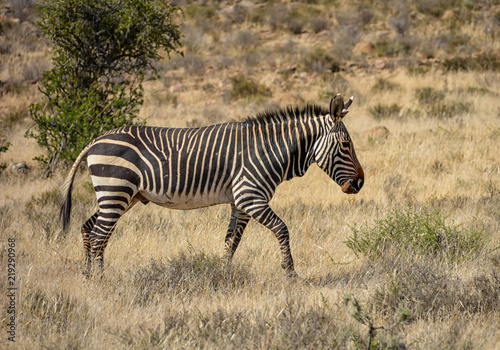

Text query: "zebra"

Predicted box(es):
[60, 93, 364, 277]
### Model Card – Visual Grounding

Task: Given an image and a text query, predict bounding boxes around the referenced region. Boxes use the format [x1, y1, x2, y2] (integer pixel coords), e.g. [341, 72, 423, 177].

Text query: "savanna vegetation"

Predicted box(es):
[1, 0, 499, 349]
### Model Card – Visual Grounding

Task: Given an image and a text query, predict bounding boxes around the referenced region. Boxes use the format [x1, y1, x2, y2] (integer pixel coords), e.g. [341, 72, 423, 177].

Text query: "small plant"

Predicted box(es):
[184, 4, 216, 20]
[25, 188, 62, 239]
[371, 78, 400, 92]
[345, 205, 485, 263]
[344, 294, 406, 350]
[442, 53, 500, 71]
[415, 87, 445, 104]
[230, 74, 271, 100]
[426, 101, 471, 119]
[127, 251, 252, 305]
[368, 104, 402, 120]
[416, 0, 460, 18]
[371, 261, 500, 323]
[373, 39, 411, 57]
[0, 141, 10, 172]
[415, 87, 471, 118]
[302, 48, 339, 73]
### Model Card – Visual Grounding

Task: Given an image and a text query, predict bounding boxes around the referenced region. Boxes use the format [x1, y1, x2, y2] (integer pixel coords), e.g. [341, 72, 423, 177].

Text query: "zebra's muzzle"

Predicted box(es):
[341, 178, 363, 194]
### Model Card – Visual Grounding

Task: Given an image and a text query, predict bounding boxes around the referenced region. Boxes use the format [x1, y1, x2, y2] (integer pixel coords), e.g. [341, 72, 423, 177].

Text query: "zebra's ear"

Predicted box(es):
[330, 94, 344, 123]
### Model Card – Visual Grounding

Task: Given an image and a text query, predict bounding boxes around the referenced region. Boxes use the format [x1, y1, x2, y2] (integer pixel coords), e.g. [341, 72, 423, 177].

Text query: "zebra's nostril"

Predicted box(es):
[357, 178, 364, 190]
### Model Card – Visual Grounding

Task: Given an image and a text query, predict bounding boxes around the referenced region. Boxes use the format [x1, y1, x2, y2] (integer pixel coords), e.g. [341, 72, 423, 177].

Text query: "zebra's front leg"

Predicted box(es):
[237, 201, 297, 277]
[224, 205, 251, 263]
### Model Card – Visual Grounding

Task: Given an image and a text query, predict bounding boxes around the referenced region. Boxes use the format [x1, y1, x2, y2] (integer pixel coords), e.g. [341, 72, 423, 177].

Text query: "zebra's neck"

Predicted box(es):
[245, 105, 328, 184]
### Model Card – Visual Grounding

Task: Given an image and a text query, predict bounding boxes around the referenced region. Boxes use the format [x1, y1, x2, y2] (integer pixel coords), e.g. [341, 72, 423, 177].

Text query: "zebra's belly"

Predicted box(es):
[139, 188, 234, 210]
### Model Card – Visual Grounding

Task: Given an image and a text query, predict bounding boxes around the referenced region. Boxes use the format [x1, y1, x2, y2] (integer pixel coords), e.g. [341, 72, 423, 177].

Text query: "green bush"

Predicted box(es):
[26, 0, 182, 176]
[345, 205, 485, 263]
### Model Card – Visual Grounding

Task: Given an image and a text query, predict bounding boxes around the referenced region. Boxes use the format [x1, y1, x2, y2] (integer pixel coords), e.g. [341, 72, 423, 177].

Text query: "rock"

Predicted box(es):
[441, 10, 456, 21]
[374, 59, 386, 69]
[352, 40, 374, 55]
[366, 126, 390, 139]
[11, 163, 28, 174]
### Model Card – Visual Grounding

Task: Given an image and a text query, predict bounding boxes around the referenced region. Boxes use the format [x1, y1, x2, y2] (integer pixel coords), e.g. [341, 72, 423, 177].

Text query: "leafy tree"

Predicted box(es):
[27, 0, 182, 176]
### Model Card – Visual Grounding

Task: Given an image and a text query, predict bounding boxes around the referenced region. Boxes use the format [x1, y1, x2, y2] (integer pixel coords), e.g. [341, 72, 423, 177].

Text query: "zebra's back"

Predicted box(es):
[87, 124, 243, 209]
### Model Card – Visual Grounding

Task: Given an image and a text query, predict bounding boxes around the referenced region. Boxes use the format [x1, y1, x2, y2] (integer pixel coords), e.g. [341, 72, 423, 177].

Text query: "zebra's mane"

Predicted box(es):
[244, 104, 329, 125]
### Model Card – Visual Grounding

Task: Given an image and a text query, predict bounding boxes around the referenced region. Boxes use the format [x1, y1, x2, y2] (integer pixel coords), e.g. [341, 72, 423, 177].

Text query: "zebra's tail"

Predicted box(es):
[60, 143, 92, 234]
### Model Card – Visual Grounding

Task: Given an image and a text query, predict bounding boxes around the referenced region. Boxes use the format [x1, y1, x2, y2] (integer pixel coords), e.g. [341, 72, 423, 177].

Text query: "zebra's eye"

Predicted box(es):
[341, 141, 350, 149]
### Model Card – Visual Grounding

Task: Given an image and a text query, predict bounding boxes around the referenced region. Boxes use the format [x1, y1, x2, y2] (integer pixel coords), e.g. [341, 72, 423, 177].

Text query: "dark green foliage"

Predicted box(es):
[26, 0, 182, 175]
[345, 206, 485, 263]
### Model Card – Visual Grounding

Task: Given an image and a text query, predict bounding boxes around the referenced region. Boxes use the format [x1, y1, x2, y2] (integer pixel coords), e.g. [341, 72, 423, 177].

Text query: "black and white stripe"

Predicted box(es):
[60, 94, 364, 277]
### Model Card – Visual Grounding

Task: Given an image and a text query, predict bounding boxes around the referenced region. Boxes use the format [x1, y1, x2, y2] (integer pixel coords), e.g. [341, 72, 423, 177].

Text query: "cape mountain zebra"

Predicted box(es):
[60, 94, 364, 277]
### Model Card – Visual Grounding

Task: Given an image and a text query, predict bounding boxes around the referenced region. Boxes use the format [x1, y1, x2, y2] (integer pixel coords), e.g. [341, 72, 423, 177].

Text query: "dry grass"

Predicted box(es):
[1, 0, 500, 349]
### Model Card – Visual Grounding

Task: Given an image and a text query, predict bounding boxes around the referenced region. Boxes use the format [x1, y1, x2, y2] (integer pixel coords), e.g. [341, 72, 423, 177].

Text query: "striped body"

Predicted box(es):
[61, 95, 364, 277]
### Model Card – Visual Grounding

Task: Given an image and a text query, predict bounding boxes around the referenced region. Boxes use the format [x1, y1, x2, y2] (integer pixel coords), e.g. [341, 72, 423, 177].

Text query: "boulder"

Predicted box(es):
[352, 40, 374, 55]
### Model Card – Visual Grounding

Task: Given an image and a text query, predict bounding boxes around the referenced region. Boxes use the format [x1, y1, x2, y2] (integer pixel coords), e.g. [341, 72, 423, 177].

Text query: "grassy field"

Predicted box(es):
[1, 0, 500, 349]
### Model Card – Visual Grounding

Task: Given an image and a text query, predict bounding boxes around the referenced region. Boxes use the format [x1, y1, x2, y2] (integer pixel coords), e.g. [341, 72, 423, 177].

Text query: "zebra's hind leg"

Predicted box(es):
[88, 197, 141, 277]
[224, 205, 251, 263]
[81, 211, 99, 277]
[237, 200, 298, 278]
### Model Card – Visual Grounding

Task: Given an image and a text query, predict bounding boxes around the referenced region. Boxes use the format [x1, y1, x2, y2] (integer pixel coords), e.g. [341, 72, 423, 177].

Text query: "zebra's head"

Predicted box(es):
[314, 94, 364, 194]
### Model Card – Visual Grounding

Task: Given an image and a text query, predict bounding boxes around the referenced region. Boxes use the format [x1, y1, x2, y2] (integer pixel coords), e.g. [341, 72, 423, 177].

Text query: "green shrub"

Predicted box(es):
[26, 0, 182, 176]
[345, 205, 485, 263]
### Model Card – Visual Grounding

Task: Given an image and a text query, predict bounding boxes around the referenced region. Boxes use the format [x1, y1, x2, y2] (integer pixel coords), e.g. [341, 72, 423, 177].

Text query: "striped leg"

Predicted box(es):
[81, 211, 99, 277]
[224, 205, 251, 262]
[87, 197, 141, 277]
[237, 199, 297, 277]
